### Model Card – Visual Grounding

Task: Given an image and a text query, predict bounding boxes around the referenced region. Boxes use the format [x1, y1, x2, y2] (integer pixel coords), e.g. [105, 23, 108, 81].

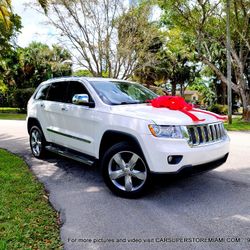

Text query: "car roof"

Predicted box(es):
[41, 76, 130, 85]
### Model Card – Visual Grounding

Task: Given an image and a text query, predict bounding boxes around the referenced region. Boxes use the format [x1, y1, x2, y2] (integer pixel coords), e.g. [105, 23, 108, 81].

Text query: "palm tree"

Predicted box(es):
[0, 0, 12, 30]
[37, 0, 49, 14]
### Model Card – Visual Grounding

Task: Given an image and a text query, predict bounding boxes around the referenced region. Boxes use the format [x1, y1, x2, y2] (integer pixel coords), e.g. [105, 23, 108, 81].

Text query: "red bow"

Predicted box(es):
[149, 96, 227, 122]
[150, 96, 192, 110]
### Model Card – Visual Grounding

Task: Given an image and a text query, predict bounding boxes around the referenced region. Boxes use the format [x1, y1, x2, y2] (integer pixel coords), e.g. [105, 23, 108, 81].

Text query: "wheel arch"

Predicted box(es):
[27, 117, 43, 134]
[99, 130, 145, 159]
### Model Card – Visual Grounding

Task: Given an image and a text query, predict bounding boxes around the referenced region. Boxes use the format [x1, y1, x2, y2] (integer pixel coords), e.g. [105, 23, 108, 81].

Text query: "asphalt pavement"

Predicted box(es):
[0, 120, 250, 250]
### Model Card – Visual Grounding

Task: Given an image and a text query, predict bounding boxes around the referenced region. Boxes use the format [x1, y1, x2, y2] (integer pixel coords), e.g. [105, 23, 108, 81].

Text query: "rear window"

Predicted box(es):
[35, 84, 50, 100]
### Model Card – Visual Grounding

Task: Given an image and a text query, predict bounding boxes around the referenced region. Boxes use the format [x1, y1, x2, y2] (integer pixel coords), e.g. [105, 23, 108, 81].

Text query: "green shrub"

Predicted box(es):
[73, 69, 93, 77]
[208, 104, 228, 115]
[0, 93, 14, 107]
[13, 88, 35, 111]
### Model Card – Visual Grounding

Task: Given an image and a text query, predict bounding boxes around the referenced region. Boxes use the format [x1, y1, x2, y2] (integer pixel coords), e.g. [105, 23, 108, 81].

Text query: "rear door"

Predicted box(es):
[33, 83, 52, 141]
[44, 81, 70, 146]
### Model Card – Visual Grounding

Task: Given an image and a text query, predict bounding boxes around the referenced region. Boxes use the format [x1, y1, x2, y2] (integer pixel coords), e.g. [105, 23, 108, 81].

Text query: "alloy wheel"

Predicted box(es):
[31, 129, 42, 157]
[108, 151, 147, 192]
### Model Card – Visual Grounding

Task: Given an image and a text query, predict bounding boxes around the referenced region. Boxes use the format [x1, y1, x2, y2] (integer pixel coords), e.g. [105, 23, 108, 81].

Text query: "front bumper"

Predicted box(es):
[151, 153, 229, 175]
[140, 134, 230, 173]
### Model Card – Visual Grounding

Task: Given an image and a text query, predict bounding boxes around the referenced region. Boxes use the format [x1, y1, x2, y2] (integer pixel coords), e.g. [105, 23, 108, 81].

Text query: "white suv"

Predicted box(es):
[27, 77, 230, 197]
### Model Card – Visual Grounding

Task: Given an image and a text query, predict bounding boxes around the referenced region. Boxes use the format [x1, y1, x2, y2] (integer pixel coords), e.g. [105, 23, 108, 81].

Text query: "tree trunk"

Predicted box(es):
[172, 82, 176, 96]
[241, 89, 250, 122]
[237, 63, 250, 122]
[243, 106, 250, 121]
[180, 83, 184, 97]
[222, 83, 227, 105]
[200, 57, 250, 122]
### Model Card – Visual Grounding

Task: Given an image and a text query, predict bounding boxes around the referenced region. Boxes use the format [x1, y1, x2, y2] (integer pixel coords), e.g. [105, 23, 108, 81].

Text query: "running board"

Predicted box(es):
[45, 145, 95, 166]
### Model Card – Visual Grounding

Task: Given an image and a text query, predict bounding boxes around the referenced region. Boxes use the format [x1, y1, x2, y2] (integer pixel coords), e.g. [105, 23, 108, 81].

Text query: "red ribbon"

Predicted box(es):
[192, 109, 227, 120]
[149, 96, 227, 122]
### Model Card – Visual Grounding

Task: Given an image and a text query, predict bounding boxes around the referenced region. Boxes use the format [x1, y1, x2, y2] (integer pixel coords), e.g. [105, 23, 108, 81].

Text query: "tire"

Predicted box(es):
[29, 126, 47, 158]
[101, 142, 151, 198]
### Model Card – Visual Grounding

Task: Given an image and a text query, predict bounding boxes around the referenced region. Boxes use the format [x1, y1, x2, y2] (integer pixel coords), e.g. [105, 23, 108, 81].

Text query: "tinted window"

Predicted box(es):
[47, 82, 69, 102]
[67, 81, 92, 103]
[89, 80, 157, 105]
[35, 84, 50, 100]
[67, 81, 87, 103]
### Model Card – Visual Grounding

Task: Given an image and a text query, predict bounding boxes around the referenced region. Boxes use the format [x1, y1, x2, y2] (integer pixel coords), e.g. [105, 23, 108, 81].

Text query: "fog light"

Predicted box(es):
[168, 156, 173, 162]
[167, 155, 183, 165]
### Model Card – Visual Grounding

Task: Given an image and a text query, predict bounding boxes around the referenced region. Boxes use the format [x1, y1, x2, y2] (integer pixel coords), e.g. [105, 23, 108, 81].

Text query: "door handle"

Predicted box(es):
[61, 107, 68, 111]
[40, 103, 45, 108]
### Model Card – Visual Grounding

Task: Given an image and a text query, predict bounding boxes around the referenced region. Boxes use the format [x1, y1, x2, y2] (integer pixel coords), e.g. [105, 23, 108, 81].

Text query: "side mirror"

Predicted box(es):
[72, 94, 95, 107]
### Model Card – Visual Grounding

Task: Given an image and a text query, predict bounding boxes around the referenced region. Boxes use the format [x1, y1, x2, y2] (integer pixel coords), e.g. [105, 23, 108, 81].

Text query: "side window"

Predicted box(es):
[68, 81, 92, 103]
[35, 84, 50, 100]
[47, 82, 69, 103]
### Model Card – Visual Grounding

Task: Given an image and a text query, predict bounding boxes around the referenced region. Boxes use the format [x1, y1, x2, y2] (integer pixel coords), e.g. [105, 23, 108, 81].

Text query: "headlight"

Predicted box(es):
[148, 124, 184, 139]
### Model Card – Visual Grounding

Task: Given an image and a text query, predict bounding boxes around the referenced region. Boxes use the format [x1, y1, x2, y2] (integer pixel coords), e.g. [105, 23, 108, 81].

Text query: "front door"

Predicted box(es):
[59, 81, 97, 156]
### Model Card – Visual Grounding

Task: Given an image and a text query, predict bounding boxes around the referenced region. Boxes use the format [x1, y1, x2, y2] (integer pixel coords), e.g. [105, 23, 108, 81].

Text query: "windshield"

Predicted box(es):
[89, 80, 158, 105]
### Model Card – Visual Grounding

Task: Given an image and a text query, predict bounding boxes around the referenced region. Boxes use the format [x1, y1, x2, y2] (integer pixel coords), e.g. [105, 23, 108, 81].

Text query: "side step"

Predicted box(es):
[45, 145, 95, 166]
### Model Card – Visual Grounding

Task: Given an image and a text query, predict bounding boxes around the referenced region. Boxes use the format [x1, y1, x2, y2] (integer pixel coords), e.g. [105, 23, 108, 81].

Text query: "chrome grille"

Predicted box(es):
[185, 122, 226, 147]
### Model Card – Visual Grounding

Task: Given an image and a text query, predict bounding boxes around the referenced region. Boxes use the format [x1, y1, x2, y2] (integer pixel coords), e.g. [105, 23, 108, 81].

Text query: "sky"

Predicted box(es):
[12, 0, 160, 47]
[12, 0, 161, 49]
[12, 0, 58, 47]
[12, 0, 132, 48]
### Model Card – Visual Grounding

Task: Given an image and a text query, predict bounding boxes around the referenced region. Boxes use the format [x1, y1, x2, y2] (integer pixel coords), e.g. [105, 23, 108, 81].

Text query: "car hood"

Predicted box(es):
[110, 104, 221, 125]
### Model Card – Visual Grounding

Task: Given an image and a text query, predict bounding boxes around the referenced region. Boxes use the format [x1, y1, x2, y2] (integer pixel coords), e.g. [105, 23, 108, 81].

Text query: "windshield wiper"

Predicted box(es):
[116, 101, 146, 105]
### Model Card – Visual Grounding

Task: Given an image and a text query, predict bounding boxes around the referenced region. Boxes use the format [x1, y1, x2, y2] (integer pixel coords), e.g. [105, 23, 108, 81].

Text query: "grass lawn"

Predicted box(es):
[224, 116, 250, 131]
[0, 113, 26, 120]
[0, 149, 62, 249]
[0, 107, 26, 120]
[0, 108, 20, 113]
